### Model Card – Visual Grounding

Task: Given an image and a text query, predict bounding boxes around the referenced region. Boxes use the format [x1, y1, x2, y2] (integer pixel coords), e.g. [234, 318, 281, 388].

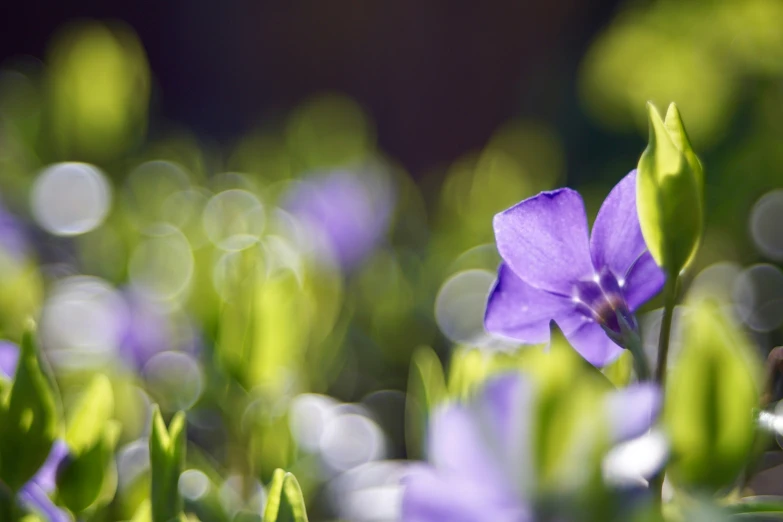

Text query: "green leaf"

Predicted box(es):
[130, 499, 151, 522]
[405, 346, 446, 459]
[636, 101, 703, 275]
[521, 340, 612, 493]
[58, 420, 121, 513]
[665, 302, 761, 490]
[262, 469, 308, 522]
[65, 373, 114, 454]
[150, 405, 186, 522]
[409, 346, 446, 412]
[215, 249, 308, 394]
[0, 323, 59, 491]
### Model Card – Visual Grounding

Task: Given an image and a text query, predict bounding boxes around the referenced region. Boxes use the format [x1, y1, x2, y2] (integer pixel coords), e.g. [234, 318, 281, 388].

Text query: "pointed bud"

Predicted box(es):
[263, 469, 309, 522]
[0, 322, 59, 491]
[637, 102, 704, 276]
[149, 406, 186, 522]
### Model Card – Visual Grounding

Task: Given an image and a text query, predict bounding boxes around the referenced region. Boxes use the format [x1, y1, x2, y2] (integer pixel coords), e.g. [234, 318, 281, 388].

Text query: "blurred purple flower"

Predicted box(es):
[18, 441, 71, 522]
[0, 340, 20, 378]
[485, 170, 665, 367]
[0, 342, 71, 522]
[117, 289, 200, 370]
[283, 169, 395, 271]
[117, 289, 173, 369]
[402, 373, 660, 522]
[0, 199, 30, 262]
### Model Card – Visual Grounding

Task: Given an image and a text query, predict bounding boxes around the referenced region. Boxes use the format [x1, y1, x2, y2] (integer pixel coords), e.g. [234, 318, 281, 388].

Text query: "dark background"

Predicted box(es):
[0, 0, 624, 178]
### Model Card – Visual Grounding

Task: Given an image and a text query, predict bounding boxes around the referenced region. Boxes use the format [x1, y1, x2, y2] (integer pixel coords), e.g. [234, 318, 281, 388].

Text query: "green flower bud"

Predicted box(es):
[0, 322, 59, 491]
[665, 301, 761, 490]
[263, 469, 309, 522]
[149, 406, 186, 522]
[637, 102, 704, 276]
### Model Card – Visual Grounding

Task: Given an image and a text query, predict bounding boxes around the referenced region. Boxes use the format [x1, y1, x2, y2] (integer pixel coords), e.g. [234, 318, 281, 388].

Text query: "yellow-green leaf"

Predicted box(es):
[150, 406, 186, 522]
[65, 373, 114, 454]
[0, 323, 59, 491]
[263, 469, 309, 522]
[665, 302, 761, 490]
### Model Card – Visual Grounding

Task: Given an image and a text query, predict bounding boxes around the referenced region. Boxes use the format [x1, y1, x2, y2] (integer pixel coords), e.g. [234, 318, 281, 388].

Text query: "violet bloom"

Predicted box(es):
[117, 288, 200, 371]
[402, 373, 660, 522]
[0, 199, 30, 262]
[117, 289, 174, 369]
[0, 341, 71, 522]
[485, 170, 665, 367]
[283, 169, 395, 271]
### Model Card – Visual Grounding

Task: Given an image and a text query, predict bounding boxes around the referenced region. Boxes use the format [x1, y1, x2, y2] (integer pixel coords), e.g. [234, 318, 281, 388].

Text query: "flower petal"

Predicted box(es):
[474, 374, 534, 494]
[428, 404, 500, 484]
[484, 264, 574, 344]
[604, 383, 661, 443]
[402, 465, 528, 522]
[29, 440, 70, 493]
[590, 170, 652, 281]
[623, 251, 666, 311]
[561, 320, 623, 367]
[18, 482, 73, 522]
[0, 340, 19, 379]
[493, 189, 593, 295]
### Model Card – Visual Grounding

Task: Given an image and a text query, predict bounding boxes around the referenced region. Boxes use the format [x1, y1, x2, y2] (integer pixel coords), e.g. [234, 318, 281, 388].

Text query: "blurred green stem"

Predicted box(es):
[0, 482, 20, 522]
[650, 276, 679, 506]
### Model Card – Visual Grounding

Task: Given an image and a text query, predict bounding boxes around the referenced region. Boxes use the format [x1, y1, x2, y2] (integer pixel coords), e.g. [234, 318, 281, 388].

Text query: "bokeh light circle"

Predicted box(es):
[750, 190, 783, 260]
[328, 461, 408, 522]
[31, 162, 111, 236]
[733, 263, 783, 332]
[143, 351, 203, 411]
[435, 269, 516, 349]
[212, 247, 264, 303]
[179, 469, 210, 501]
[124, 160, 190, 228]
[117, 439, 150, 491]
[128, 224, 194, 303]
[203, 189, 265, 251]
[289, 393, 339, 453]
[40, 275, 126, 367]
[320, 410, 386, 472]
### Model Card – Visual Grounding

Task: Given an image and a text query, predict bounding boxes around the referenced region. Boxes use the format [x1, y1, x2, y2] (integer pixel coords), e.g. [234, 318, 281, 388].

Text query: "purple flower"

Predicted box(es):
[402, 373, 660, 522]
[0, 199, 30, 262]
[485, 170, 665, 367]
[18, 441, 71, 522]
[282, 169, 395, 271]
[117, 289, 174, 369]
[0, 342, 71, 522]
[0, 340, 20, 378]
[117, 288, 200, 371]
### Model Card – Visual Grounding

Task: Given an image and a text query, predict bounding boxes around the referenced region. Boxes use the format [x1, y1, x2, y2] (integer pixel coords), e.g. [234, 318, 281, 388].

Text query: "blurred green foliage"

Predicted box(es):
[0, 5, 781, 520]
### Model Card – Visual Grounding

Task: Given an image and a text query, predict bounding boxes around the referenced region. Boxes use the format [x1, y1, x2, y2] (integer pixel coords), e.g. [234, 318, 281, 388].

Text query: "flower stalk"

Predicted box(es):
[654, 277, 679, 387]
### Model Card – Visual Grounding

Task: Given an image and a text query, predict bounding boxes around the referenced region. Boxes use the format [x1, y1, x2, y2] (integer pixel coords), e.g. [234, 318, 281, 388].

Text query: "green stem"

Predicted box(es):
[650, 276, 679, 507]
[655, 277, 679, 387]
[625, 329, 651, 382]
[0, 482, 20, 522]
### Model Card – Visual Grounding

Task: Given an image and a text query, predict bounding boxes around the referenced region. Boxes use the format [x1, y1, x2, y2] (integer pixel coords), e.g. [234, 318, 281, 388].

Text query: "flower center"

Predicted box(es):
[572, 268, 635, 337]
